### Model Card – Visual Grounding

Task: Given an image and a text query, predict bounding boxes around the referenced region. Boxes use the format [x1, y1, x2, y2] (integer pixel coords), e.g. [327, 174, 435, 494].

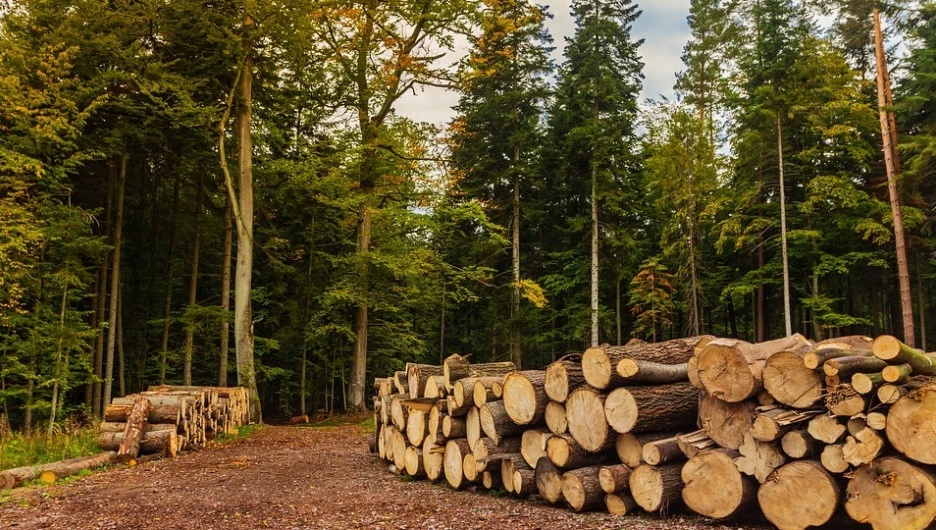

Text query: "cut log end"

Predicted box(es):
[845, 457, 936, 530]
[757, 460, 840, 530]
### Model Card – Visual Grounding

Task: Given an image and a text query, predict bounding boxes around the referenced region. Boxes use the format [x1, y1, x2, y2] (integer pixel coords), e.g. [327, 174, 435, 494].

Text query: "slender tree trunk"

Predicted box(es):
[219, 197, 232, 386]
[93, 181, 114, 416]
[616, 276, 622, 345]
[440, 280, 446, 364]
[688, 216, 701, 336]
[812, 264, 823, 341]
[757, 247, 767, 341]
[117, 289, 124, 396]
[183, 175, 203, 386]
[48, 280, 68, 434]
[777, 114, 792, 337]
[874, 7, 914, 346]
[590, 109, 600, 347]
[85, 265, 100, 408]
[918, 253, 926, 351]
[159, 175, 181, 385]
[511, 158, 522, 368]
[103, 149, 127, 409]
[300, 241, 312, 416]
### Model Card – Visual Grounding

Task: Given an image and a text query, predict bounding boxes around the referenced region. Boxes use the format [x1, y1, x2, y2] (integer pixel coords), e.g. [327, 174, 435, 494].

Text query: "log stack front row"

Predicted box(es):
[372, 335, 936, 530]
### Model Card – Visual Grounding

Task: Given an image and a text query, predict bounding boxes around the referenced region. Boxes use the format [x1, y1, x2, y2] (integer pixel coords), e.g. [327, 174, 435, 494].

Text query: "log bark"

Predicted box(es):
[851, 371, 885, 394]
[117, 397, 153, 462]
[845, 457, 936, 530]
[0, 451, 116, 489]
[546, 434, 607, 469]
[599, 464, 632, 494]
[823, 355, 887, 377]
[544, 401, 567, 435]
[479, 400, 523, 445]
[535, 457, 563, 504]
[882, 363, 913, 383]
[886, 382, 936, 464]
[472, 437, 521, 473]
[736, 432, 786, 483]
[442, 415, 466, 439]
[453, 377, 480, 409]
[604, 382, 698, 435]
[502, 370, 547, 425]
[481, 470, 500, 490]
[442, 354, 470, 390]
[582, 336, 711, 390]
[512, 468, 536, 496]
[615, 432, 670, 468]
[566, 387, 614, 452]
[757, 460, 840, 530]
[98, 430, 178, 457]
[616, 359, 688, 384]
[443, 438, 472, 489]
[629, 463, 684, 514]
[873, 335, 936, 375]
[642, 435, 685, 466]
[681, 449, 757, 520]
[698, 394, 756, 449]
[561, 466, 605, 511]
[696, 334, 812, 403]
[605, 493, 638, 515]
[544, 355, 584, 403]
[407, 363, 444, 398]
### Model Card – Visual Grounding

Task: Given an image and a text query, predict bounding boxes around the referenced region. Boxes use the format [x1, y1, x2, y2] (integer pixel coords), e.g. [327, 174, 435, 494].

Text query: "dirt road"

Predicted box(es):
[0, 422, 764, 529]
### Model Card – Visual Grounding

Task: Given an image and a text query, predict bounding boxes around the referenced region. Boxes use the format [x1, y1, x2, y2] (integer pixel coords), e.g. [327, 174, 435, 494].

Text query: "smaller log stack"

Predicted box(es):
[371, 334, 936, 530]
[99, 385, 250, 461]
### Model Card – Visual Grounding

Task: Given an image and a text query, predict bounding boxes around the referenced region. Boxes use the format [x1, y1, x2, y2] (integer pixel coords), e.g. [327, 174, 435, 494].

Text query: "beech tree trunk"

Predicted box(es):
[777, 114, 792, 337]
[159, 174, 180, 386]
[219, 196, 232, 387]
[183, 175, 203, 386]
[103, 149, 127, 408]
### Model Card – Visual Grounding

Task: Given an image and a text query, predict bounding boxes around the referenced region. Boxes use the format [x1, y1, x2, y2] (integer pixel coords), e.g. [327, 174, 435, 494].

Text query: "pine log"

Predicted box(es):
[808, 414, 846, 444]
[466, 405, 481, 450]
[750, 406, 820, 442]
[882, 363, 913, 383]
[780, 430, 819, 459]
[0, 451, 116, 489]
[502, 370, 547, 425]
[404, 446, 425, 477]
[582, 336, 710, 390]
[599, 464, 632, 494]
[872, 335, 936, 375]
[697, 394, 756, 450]
[642, 435, 685, 466]
[762, 350, 823, 408]
[407, 363, 444, 398]
[544, 355, 584, 403]
[521, 429, 551, 468]
[605, 493, 638, 515]
[820, 444, 848, 473]
[736, 432, 786, 483]
[676, 429, 716, 459]
[471, 376, 502, 407]
[561, 466, 605, 511]
[544, 401, 568, 435]
[696, 334, 812, 403]
[546, 434, 607, 469]
[117, 397, 153, 462]
[535, 457, 564, 504]
[826, 384, 866, 416]
[616, 359, 688, 384]
[757, 460, 840, 530]
[846, 457, 936, 530]
[681, 449, 757, 520]
[566, 387, 614, 452]
[615, 432, 671, 467]
[886, 382, 936, 464]
[629, 463, 684, 514]
[443, 438, 473, 489]
[480, 400, 523, 445]
[604, 382, 698, 435]
[843, 427, 884, 467]
[472, 437, 521, 473]
[442, 415, 466, 439]
[823, 355, 887, 377]
[406, 409, 427, 446]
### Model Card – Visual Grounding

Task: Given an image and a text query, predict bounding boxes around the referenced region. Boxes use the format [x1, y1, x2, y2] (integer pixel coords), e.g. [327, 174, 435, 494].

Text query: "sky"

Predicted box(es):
[396, 0, 693, 126]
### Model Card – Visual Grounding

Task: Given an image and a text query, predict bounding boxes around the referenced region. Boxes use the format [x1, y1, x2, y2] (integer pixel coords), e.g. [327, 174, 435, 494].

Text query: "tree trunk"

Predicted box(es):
[183, 175, 203, 386]
[104, 149, 127, 409]
[590, 155, 599, 347]
[0, 452, 116, 490]
[511, 150, 522, 369]
[117, 289, 125, 396]
[93, 175, 114, 416]
[874, 7, 915, 347]
[777, 114, 792, 337]
[219, 195, 232, 387]
[48, 279, 69, 434]
[160, 174, 181, 386]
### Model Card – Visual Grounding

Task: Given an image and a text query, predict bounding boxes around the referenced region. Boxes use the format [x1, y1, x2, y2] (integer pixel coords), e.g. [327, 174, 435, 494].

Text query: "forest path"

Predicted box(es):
[0, 422, 759, 529]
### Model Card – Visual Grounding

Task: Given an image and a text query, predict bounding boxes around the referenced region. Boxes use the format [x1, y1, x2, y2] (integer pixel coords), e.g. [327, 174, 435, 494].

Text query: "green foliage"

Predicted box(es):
[0, 423, 100, 471]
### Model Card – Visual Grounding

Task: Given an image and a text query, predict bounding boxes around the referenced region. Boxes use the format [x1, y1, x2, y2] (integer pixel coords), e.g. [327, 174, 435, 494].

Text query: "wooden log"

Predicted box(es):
[426, 406, 446, 445]
[605, 493, 638, 515]
[404, 446, 425, 477]
[757, 460, 840, 530]
[97, 430, 178, 457]
[604, 382, 698, 435]
[481, 470, 500, 490]
[406, 409, 427, 446]
[823, 355, 887, 377]
[615, 432, 670, 467]
[566, 387, 614, 452]
[391, 428, 407, 470]
[117, 397, 153, 463]
[479, 400, 523, 445]
[877, 383, 907, 404]
[466, 405, 481, 450]
[882, 363, 913, 383]
[845, 457, 936, 530]
[780, 430, 819, 459]
[820, 444, 848, 473]
[393, 371, 409, 395]
[502, 370, 547, 425]
[100, 422, 176, 434]
[471, 376, 502, 407]
[736, 432, 786, 483]
[561, 466, 605, 511]
[698, 394, 755, 450]
[851, 371, 885, 394]
[843, 427, 884, 467]
[762, 350, 823, 408]
[521, 429, 551, 469]
[808, 414, 846, 444]
[546, 434, 607, 469]
[866, 411, 887, 430]
[499, 453, 526, 494]
[582, 336, 711, 390]
[873, 335, 936, 375]
[442, 415, 465, 439]
[599, 464, 632, 494]
[886, 382, 936, 464]
[423, 375, 447, 399]
[676, 429, 716, 459]
[103, 403, 181, 424]
[442, 354, 471, 390]
[803, 347, 874, 369]
[544, 401, 568, 435]
[443, 438, 472, 489]
[750, 406, 820, 442]
[616, 359, 688, 384]
[826, 384, 866, 416]
[0, 451, 117, 489]
[447, 395, 470, 417]
[407, 363, 444, 398]
[512, 468, 536, 496]
[687, 356, 702, 389]
[472, 437, 521, 473]
[453, 377, 479, 409]
[535, 457, 564, 504]
[390, 394, 410, 429]
[492, 381, 503, 399]
[681, 448, 757, 520]
[696, 334, 812, 403]
[642, 435, 685, 466]
[629, 463, 684, 514]
[544, 355, 584, 403]
[422, 437, 445, 481]
[462, 452, 481, 482]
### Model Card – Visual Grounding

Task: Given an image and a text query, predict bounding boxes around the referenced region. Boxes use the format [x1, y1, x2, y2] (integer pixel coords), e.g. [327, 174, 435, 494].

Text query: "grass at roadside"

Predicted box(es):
[296, 413, 374, 432]
[215, 423, 264, 444]
[0, 425, 100, 472]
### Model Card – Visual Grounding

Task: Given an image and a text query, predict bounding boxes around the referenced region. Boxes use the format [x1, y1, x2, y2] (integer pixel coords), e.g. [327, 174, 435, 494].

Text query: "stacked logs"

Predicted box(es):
[99, 385, 250, 460]
[371, 335, 936, 530]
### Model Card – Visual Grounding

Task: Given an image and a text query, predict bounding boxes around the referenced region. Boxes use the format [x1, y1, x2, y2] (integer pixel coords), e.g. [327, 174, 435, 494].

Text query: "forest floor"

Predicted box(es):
[0, 419, 769, 530]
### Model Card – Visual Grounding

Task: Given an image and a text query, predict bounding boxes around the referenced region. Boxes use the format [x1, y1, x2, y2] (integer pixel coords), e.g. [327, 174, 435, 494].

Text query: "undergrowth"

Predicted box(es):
[216, 423, 264, 444]
[0, 423, 100, 471]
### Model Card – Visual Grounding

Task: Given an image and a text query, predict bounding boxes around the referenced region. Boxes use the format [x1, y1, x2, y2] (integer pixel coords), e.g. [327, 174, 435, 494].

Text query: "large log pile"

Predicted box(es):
[371, 334, 936, 530]
[99, 385, 250, 461]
